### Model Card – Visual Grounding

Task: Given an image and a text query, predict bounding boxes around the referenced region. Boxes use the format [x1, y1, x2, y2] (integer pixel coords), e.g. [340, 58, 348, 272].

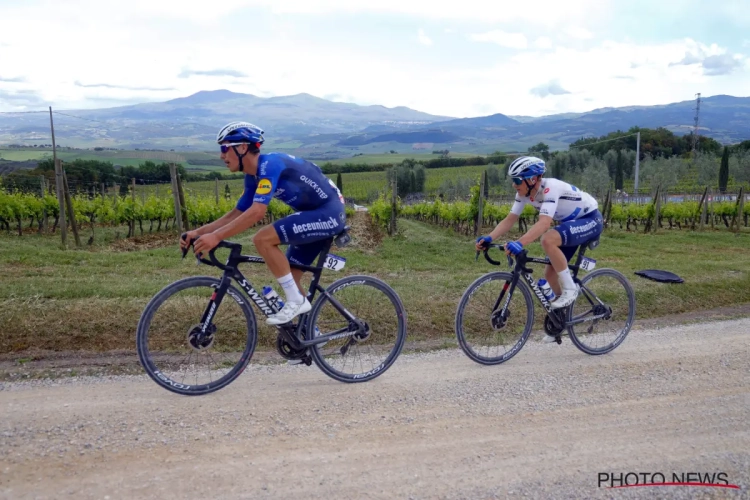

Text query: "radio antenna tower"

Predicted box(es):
[691, 92, 701, 156]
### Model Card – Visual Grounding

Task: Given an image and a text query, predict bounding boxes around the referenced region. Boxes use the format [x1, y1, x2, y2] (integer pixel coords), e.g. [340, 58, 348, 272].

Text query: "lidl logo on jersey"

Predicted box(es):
[256, 179, 273, 195]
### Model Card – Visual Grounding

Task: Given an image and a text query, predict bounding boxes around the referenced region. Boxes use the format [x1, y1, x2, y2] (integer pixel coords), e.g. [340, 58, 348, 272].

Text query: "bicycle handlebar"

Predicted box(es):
[181, 233, 243, 271]
[476, 243, 531, 271]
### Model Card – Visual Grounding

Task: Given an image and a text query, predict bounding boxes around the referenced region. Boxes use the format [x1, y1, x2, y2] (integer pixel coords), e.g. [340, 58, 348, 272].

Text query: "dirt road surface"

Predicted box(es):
[1, 318, 748, 499]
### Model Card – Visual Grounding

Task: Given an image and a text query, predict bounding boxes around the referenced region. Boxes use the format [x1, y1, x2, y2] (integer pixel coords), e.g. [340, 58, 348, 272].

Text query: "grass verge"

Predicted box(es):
[1, 215, 750, 357]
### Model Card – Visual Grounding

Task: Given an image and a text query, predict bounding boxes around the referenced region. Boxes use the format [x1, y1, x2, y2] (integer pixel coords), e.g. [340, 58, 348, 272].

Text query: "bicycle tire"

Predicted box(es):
[136, 276, 258, 396]
[307, 275, 407, 383]
[455, 271, 535, 365]
[567, 268, 635, 355]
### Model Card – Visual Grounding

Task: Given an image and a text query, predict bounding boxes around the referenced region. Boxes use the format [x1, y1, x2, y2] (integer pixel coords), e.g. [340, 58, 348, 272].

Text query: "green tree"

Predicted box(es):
[386, 163, 426, 197]
[615, 150, 624, 190]
[528, 142, 550, 161]
[581, 158, 611, 199]
[486, 164, 501, 187]
[719, 146, 729, 193]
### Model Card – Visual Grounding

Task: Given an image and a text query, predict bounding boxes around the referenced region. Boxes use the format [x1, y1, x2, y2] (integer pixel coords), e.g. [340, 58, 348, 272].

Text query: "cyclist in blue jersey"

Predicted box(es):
[182, 121, 347, 325]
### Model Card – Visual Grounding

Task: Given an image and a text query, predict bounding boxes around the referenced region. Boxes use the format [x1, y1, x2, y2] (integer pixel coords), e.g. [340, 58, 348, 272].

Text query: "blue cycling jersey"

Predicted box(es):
[236, 153, 343, 212]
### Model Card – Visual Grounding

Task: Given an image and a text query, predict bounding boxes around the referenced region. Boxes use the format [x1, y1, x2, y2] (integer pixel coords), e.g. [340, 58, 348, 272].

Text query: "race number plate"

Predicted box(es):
[324, 253, 346, 271]
[580, 257, 597, 271]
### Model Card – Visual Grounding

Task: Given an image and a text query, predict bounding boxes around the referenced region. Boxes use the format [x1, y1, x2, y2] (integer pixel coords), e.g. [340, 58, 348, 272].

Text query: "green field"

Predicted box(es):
[0, 148, 490, 178]
[1, 148, 482, 167]
[324, 152, 484, 166]
[1, 214, 749, 358]
[0, 147, 219, 164]
[175, 164, 490, 203]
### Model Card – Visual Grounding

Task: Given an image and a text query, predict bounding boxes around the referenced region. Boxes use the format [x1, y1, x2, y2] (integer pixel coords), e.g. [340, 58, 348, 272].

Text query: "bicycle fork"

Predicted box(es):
[190, 274, 234, 349]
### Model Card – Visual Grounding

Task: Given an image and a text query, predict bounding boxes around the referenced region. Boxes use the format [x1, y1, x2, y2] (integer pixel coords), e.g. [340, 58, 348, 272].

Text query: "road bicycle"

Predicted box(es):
[455, 235, 635, 365]
[136, 226, 407, 395]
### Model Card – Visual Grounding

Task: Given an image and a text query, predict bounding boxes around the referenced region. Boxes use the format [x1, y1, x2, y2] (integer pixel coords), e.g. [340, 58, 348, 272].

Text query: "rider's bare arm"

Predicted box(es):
[211, 203, 268, 241]
[517, 214, 553, 246]
[488, 212, 519, 240]
[193, 208, 243, 236]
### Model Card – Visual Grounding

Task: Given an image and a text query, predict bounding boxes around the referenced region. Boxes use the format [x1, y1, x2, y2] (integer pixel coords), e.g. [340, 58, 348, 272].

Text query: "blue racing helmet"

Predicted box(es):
[508, 156, 546, 179]
[216, 121, 264, 146]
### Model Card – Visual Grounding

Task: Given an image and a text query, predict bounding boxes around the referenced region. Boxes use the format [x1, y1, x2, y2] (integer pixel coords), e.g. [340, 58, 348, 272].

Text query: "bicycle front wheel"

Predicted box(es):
[136, 276, 258, 396]
[307, 275, 407, 383]
[567, 268, 635, 355]
[455, 271, 534, 365]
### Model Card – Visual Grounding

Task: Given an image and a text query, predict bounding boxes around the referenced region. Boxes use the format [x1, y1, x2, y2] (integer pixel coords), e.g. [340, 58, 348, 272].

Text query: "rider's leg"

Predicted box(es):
[546, 211, 604, 309]
[253, 225, 307, 305]
[541, 229, 574, 280]
[544, 264, 561, 296]
[286, 241, 330, 299]
[543, 241, 579, 297]
[261, 203, 347, 325]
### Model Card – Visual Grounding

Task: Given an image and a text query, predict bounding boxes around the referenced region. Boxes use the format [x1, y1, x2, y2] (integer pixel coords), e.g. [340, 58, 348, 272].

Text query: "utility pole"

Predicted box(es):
[691, 93, 701, 157]
[50, 107, 67, 247]
[634, 131, 641, 198]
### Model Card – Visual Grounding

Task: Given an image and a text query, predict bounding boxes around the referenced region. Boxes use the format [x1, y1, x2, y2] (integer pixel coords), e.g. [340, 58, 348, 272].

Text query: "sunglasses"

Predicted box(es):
[219, 142, 248, 153]
[511, 177, 525, 185]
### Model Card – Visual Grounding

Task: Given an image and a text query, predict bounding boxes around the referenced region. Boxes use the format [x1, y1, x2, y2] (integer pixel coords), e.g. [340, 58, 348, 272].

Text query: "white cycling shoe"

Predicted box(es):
[266, 298, 312, 325]
[550, 285, 580, 310]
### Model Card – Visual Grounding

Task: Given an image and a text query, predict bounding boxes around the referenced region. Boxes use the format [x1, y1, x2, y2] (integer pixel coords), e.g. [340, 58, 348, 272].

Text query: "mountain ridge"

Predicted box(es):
[0, 90, 747, 156]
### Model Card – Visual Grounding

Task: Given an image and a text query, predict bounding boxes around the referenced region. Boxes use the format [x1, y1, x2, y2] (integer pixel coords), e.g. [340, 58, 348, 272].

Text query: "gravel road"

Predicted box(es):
[1, 318, 748, 499]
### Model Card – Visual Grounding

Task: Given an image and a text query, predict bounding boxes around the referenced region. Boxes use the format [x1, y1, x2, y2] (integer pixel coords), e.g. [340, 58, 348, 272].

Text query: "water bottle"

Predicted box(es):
[262, 286, 284, 311]
[537, 279, 556, 302]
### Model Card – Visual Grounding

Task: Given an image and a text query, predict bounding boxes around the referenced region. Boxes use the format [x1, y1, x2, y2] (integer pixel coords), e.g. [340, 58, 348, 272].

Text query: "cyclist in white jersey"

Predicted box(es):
[476, 156, 603, 338]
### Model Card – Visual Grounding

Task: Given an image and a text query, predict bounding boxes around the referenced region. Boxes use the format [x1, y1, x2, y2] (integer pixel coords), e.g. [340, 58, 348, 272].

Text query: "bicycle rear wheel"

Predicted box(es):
[307, 275, 407, 383]
[455, 272, 534, 365]
[136, 276, 258, 396]
[567, 268, 635, 355]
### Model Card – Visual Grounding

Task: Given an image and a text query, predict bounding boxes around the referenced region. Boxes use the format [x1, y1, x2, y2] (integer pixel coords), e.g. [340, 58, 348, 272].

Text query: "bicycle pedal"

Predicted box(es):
[555, 336, 562, 345]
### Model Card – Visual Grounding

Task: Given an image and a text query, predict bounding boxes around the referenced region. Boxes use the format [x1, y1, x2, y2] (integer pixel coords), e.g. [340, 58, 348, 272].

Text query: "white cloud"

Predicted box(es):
[530, 79, 572, 98]
[418, 29, 433, 46]
[252, 0, 612, 27]
[668, 40, 746, 75]
[469, 30, 527, 49]
[0, 1, 747, 119]
[533, 37, 554, 49]
[565, 27, 594, 40]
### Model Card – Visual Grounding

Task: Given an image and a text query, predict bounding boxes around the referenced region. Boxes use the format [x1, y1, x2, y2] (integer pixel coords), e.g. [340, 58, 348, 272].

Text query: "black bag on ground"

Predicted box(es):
[634, 270, 684, 283]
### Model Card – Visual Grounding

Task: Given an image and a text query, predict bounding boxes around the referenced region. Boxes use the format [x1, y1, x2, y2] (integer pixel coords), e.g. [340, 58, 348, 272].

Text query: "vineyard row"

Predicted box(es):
[370, 194, 750, 235]
[0, 190, 355, 240]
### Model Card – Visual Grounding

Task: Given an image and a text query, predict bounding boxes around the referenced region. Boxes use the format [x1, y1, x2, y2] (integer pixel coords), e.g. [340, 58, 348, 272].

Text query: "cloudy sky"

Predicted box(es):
[0, 0, 748, 118]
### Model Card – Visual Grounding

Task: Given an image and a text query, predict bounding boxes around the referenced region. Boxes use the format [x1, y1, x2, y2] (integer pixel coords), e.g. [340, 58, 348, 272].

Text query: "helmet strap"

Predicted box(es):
[233, 145, 248, 172]
[523, 178, 536, 197]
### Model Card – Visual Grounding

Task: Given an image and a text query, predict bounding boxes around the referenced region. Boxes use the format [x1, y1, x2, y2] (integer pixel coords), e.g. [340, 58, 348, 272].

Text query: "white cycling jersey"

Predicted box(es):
[510, 178, 598, 222]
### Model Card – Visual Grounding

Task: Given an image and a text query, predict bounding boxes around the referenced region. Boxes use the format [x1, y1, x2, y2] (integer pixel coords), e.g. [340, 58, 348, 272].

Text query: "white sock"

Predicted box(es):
[558, 269, 575, 290]
[277, 273, 304, 305]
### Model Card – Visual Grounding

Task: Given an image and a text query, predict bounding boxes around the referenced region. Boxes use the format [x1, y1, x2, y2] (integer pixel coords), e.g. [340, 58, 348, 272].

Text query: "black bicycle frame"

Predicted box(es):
[481, 240, 606, 331]
[186, 234, 364, 351]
